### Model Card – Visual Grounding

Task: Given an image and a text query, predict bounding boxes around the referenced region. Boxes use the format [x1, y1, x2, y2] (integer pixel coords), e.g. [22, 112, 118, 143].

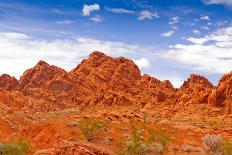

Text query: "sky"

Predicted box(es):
[0, 0, 232, 87]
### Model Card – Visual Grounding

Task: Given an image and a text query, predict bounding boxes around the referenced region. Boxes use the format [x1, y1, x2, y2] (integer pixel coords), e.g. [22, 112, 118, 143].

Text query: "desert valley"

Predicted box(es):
[0, 51, 231, 155]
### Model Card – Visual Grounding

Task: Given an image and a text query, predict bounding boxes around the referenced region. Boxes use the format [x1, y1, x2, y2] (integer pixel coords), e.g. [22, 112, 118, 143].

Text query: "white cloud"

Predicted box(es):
[169, 16, 179, 25]
[192, 29, 201, 34]
[138, 10, 159, 21]
[201, 26, 209, 30]
[0, 32, 152, 78]
[90, 15, 103, 23]
[82, 3, 100, 16]
[203, 0, 232, 6]
[200, 16, 210, 21]
[56, 20, 75, 24]
[107, 8, 135, 14]
[134, 57, 152, 69]
[161, 30, 175, 37]
[187, 37, 208, 44]
[160, 26, 232, 74]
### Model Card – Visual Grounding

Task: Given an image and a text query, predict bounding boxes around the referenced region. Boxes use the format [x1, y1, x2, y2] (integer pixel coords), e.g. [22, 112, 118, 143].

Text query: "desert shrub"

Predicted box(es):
[0, 139, 30, 155]
[125, 122, 147, 155]
[77, 118, 110, 141]
[147, 129, 169, 153]
[221, 140, 232, 155]
[123, 114, 170, 155]
[180, 143, 202, 153]
[202, 134, 222, 154]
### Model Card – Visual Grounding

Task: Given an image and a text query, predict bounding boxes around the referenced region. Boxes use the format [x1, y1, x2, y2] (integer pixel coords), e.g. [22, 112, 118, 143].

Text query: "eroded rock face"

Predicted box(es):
[181, 74, 213, 90]
[176, 74, 213, 105]
[18, 60, 67, 91]
[0, 51, 231, 114]
[1, 51, 232, 154]
[208, 72, 232, 114]
[0, 74, 18, 91]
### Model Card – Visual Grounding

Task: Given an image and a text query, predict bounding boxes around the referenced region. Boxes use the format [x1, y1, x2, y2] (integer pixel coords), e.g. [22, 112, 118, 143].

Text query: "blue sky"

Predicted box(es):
[0, 0, 232, 87]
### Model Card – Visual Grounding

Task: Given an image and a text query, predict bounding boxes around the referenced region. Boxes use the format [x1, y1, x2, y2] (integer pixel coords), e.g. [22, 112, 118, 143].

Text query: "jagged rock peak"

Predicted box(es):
[18, 60, 67, 90]
[70, 51, 141, 81]
[36, 60, 50, 67]
[89, 51, 109, 58]
[162, 80, 174, 89]
[0, 74, 18, 90]
[218, 71, 232, 86]
[181, 74, 213, 89]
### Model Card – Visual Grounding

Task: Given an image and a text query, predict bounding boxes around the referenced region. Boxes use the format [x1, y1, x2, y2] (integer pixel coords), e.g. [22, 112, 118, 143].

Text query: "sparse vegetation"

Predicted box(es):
[221, 140, 232, 155]
[180, 143, 202, 153]
[202, 134, 222, 154]
[77, 118, 110, 141]
[202, 134, 232, 155]
[121, 114, 170, 155]
[0, 139, 30, 155]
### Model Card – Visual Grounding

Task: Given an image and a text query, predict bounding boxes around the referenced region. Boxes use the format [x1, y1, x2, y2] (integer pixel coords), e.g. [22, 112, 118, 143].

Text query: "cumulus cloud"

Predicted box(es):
[107, 8, 135, 14]
[138, 10, 159, 20]
[90, 15, 103, 23]
[82, 3, 100, 16]
[200, 16, 210, 21]
[160, 26, 232, 74]
[0, 32, 151, 78]
[169, 16, 179, 25]
[203, 0, 232, 6]
[161, 30, 175, 37]
[134, 57, 152, 69]
[192, 29, 201, 34]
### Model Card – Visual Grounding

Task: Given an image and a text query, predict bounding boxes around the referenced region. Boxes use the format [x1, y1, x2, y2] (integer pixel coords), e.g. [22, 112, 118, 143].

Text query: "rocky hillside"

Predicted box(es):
[0, 51, 230, 114]
[0, 51, 232, 155]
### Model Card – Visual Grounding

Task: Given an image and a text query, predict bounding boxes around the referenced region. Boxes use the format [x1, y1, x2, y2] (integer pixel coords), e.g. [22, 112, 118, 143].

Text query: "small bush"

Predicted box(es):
[180, 143, 202, 153]
[0, 139, 30, 155]
[123, 114, 170, 155]
[77, 118, 110, 141]
[202, 134, 222, 154]
[147, 129, 169, 153]
[222, 140, 232, 155]
[125, 123, 147, 155]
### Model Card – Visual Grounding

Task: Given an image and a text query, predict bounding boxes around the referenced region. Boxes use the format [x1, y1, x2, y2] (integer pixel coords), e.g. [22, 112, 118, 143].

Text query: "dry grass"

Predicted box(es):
[0, 139, 30, 155]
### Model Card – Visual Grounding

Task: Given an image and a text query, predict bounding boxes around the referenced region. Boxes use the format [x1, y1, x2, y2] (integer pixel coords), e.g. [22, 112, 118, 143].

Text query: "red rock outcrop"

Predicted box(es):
[176, 74, 213, 105]
[0, 51, 231, 114]
[68, 51, 142, 106]
[208, 72, 232, 114]
[1, 51, 232, 154]
[0, 74, 18, 91]
[18, 60, 67, 91]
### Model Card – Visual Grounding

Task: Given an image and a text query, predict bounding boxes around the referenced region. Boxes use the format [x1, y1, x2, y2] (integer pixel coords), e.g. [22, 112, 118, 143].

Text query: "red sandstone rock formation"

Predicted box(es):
[1, 51, 232, 154]
[0, 74, 18, 91]
[0, 51, 231, 114]
[208, 72, 232, 114]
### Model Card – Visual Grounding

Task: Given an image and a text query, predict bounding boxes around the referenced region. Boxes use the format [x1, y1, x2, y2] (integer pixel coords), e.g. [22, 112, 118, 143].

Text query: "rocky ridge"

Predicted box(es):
[0, 51, 231, 115]
[0, 51, 232, 155]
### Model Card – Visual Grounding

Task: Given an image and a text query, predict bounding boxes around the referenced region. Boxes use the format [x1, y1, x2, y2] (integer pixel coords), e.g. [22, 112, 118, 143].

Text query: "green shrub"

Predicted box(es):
[125, 122, 147, 155]
[0, 139, 30, 155]
[77, 118, 110, 141]
[123, 114, 170, 155]
[222, 140, 232, 155]
[147, 129, 170, 153]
